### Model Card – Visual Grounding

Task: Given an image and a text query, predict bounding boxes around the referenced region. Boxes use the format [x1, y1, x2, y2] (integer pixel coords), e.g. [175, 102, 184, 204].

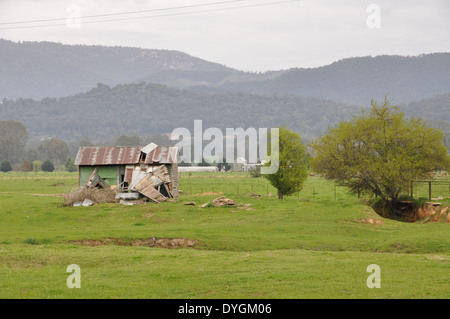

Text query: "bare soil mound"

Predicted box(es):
[69, 237, 199, 248]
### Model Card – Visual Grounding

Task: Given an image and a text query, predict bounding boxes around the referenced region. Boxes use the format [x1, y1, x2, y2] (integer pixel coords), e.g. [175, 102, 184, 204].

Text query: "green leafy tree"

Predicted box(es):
[32, 160, 42, 172]
[41, 160, 54, 172]
[66, 157, 77, 172]
[0, 160, 12, 172]
[310, 98, 450, 217]
[264, 127, 309, 199]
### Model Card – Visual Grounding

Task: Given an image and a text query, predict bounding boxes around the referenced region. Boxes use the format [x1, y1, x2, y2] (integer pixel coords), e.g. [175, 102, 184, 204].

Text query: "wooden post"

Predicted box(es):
[429, 181, 432, 200]
[410, 181, 414, 198]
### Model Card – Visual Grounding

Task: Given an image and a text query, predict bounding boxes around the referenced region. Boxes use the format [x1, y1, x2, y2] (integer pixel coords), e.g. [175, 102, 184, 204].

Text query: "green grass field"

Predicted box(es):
[0, 172, 448, 298]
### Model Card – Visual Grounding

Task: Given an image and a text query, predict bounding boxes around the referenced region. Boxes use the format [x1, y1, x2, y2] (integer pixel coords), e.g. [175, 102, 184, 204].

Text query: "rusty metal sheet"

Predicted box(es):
[75, 147, 141, 166]
[143, 146, 177, 164]
[124, 166, 134, 183]
[75, 145, 177, 166]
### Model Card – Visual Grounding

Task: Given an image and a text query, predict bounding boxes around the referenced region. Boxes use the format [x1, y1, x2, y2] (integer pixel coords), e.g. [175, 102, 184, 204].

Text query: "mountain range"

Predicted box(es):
[0, 38, 449, 144]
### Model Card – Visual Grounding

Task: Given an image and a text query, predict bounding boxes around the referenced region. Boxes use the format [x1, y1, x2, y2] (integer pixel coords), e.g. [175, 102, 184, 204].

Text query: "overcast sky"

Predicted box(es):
[0, 0, 449, 71]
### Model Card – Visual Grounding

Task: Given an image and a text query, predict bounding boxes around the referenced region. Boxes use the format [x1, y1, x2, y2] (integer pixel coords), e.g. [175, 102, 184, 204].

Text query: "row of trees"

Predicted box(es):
[0, 158, 77, 173]
[264, 98, 449, 219]
[0, 120, 75, 172]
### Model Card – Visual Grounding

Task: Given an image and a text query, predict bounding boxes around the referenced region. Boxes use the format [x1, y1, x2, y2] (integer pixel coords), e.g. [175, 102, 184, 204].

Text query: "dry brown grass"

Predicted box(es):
[63, 187, 116, 206]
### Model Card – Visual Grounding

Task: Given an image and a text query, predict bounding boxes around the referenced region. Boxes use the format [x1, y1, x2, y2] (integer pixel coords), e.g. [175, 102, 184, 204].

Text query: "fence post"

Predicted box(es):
[429, 181, 432, 200]
[410, 181, 414, 198]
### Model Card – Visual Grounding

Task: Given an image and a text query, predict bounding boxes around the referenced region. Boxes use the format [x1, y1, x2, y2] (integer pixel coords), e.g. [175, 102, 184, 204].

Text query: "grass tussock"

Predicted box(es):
[63, 187, 116, 206]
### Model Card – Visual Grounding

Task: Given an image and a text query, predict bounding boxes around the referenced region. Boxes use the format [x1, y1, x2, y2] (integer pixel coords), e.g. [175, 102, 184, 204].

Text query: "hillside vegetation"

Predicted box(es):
[1, 39, 449, 106]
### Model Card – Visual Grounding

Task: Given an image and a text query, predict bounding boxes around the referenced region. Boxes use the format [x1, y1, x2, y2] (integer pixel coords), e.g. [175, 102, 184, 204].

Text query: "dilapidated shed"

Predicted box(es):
[74, 143, 178, 202]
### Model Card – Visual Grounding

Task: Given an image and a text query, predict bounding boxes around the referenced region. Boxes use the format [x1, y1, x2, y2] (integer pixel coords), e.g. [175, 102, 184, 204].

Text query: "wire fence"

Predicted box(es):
[2, 171, 449, 201]
[411, 181, 450, 200]
[0, 173, 78, 180]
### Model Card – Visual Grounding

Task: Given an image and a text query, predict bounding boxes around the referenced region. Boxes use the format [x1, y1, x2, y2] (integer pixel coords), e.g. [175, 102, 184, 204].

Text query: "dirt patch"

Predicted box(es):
[372, 200, 450, 223]
[68, 237, 199, 249]
[358, 218, 383, 225]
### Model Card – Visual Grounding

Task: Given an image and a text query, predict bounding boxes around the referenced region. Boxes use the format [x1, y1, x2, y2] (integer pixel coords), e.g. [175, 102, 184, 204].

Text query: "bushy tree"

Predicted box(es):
[41, 160, 54, 172]
[32, 160, 42, 172]
[0, 120, 28, 164]
[21, 160, 32, 172]
[264, 127, 309, 199]
[65, 157, 77, 172]
[311, 98, 450, 217]
[0, 160, 12, 172]
[37, 138, 69, 166]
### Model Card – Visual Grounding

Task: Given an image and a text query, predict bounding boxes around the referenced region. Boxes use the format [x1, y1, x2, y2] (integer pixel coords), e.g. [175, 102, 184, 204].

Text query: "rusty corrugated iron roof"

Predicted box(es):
[75, 145, 178, 166]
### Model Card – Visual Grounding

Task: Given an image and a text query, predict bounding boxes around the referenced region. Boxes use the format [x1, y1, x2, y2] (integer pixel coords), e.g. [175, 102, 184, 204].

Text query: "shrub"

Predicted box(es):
[32, 160, 42, 172]
[22, 160, 32, 172]
[23, 238, 41, 245]
[0, 160, 12, 172]
[41, 160, 54, 172]
[248, 166, 262, 178]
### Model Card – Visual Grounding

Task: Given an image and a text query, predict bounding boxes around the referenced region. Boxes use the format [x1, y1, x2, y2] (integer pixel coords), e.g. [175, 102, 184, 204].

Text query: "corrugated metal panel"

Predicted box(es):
[75, 145, 178, 166]
[144, 146, 178, 164]
[75, 147, 141, 166]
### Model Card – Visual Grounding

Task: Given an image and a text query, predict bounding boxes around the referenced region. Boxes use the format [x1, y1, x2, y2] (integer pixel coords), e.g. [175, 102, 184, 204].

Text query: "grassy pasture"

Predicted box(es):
[0, 172, 448, 298]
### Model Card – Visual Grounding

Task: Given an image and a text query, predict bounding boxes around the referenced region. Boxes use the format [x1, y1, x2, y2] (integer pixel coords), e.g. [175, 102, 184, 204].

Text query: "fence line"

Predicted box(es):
[0, 174, 78, 180]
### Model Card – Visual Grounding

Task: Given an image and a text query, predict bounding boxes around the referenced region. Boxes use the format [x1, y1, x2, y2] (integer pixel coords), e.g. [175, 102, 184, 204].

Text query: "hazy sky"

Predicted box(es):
[0, 0, 449, 71]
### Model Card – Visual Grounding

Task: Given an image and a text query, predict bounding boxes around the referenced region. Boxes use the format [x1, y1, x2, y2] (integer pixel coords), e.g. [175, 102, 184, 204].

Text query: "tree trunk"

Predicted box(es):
[278, 191, 284, 200]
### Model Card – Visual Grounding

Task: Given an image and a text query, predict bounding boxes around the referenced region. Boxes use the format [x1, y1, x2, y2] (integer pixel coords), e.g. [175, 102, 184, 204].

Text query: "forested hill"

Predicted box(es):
[0, 82, 358, 141]
[1, 80, 449, 143]
[0, 38, 238, 100]
[216, 53, 450, 105]
[1, 39, 449, 106]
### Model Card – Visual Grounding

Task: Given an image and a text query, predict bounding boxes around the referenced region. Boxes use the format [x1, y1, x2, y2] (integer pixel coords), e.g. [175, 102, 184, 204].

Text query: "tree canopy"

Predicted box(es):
[0, 120, 28, 164]
[264, 127, 309, 199]
[311, 98, 450, 216]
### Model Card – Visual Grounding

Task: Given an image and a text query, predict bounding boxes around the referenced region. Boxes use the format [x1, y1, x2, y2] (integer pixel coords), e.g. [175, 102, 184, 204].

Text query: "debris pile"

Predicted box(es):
[75, 143, 178, 205]
[64, 187, 116, 207]
[212, 196, 237, 207]
[82, 164, 176, 204]
[198, 196, 253, 211]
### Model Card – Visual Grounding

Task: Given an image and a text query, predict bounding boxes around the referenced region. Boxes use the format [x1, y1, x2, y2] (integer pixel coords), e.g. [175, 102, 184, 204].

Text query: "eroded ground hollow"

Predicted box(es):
[69, 237, 199, 248]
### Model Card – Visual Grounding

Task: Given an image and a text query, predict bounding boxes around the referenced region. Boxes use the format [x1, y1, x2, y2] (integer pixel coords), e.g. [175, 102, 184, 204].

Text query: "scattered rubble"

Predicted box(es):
[212, 196, 237, 207]
[198, 196, 253, 211]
